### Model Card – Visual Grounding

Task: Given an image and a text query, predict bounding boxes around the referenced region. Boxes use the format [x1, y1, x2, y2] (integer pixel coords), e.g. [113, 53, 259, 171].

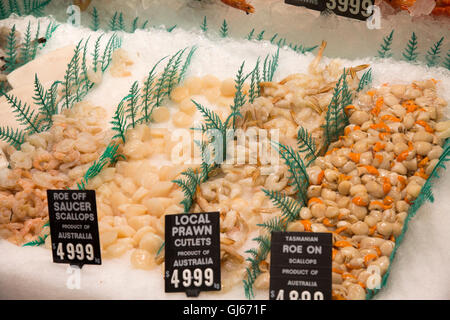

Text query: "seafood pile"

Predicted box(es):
[251, 78, 449, 299]
[0, 102, 110, 245]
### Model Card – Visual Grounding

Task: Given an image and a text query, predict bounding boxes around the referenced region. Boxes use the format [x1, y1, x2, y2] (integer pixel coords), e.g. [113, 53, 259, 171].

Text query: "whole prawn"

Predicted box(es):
[221, 0, 255, 14]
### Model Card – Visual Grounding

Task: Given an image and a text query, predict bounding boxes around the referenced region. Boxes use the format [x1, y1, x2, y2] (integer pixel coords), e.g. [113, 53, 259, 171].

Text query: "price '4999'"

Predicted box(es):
[56, 242, 95, 261]
[170, 268, 214, 288]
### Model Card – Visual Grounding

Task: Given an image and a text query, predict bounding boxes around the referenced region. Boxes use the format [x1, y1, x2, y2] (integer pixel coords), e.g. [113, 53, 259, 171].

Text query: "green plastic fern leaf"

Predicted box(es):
[140, 56, 166, 123]
[19, 22, 33, 66]
[91, 7, 100, 31]
[110, 96, 128, 143]
[23, 235, 47, 247]
[323, 70, 351, 145]
[131, 17, 139, 33]
[200, 16, 207, 32]
[425, 37, 444, 68]
[109, 12, 119, 31]
[357, 68, 373, 92]
[248, 57, 261, 104]
[444, 51, 450, 70]
[256, 30, 265, 41]
[8, 0, 20, 15]
[4, 25, 18, 73]
[220, 19, 228, 38]
[0, 1, 7, 19]
[167, 25, 177, 32]
[262, 189, 302, 222]
[126, 81, 140, 129]
[297, 126, 318, 167]
[118, 12, 125, 31]
[2, 91, 41, 134]
[247, 28, 254, 40]
[378, 30, 394, 58]
[402, 32, 418, 62]
[24, 0, 51, 16]
[172, 168, 201, 212]
[0, 126, 26, 149]
[270, 33, 278, 44]
[178, 46, 197, 84]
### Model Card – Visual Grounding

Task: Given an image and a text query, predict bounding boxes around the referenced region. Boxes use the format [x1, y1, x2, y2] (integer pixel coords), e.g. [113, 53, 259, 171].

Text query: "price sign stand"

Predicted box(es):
[165, 212, 221, 297]
[47, 190, 101, 269]
[285, 0, 374, 21]
[269, 231, 332, 300]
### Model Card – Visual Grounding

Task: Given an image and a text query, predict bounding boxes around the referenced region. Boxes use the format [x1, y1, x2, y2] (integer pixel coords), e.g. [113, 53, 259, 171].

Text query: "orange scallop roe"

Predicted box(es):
[352, 196, 368, 206]
[415, 120, 434, 133]
[349, 152, 360, 163]
[374, 142, 386, 152]
[308, 197, 323, 206]
[371, 97, 383, 116]
[382, 177, 392, 194]
[381, 114, 401, 122]
[364, 254, 378, 266]
[301, 219, 312, 232]
[334, 240, 354, 248]
[359, 165, 379, 176]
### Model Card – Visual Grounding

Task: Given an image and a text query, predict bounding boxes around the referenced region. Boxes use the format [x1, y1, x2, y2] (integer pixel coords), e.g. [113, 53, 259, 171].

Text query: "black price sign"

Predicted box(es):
[47, 190, 101, 268]
[269, 232, 332, 300]
[165, 212, 221, 297]
[285, 0, 374, 21]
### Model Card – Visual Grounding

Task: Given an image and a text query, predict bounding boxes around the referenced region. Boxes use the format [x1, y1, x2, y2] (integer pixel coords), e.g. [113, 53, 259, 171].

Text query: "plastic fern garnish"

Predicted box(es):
[91, 7, 100, 31]
[23, 0, 51, 16]
[247, 28, 254, 40]
[410, 140, 450, 212]
[101, 33, 121, 72]
[77, 142, 123, 190]
[248, 58, 261, 104]
[262, 48, 280, 82]
[272, 141, 309, 205]
[4, 25, 18, 73]
[166, 48, 187, 94]
[0, 126, 26, 149]
[425, 37, 444, 68]
[1, 91, 42, 134]
[323, 70, 351, 145]
[167, 25, 177, 32]
[402, 32, 418, 62]
[262, 189, 302, 224]
[220, 19, 228, 38]
[225, 61, 246, 130]
[178, 46, 197, 84]
[153, 49, 183, 108]
[172, 168, 201, 212]
[444, 51, 450, 70]
[32, 74, 59, 130]
[109, 12, 119, 31]
[243, 235, 271, 299]
[23, 235, 47, 247]
[297, 126, 318, 167]
[118, 12, 125, 31]
[256, 30, 265, 41]
[44, 21, 59, 44]
[19, 22, 33, 66]
[141, 20, 149, 29]
[357, 68, 373, 92]
[110, 96, 128, 143]
[126, 81, 140, 129]
[270, 33, 278, 44]
[8, 0, 21, 15]
[377, 30, 394, 58]
[200, 16, 207, 32]
[131, 17, 139, 33]
[0, 1, 7, 19]
[140, 57, 166, 123]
